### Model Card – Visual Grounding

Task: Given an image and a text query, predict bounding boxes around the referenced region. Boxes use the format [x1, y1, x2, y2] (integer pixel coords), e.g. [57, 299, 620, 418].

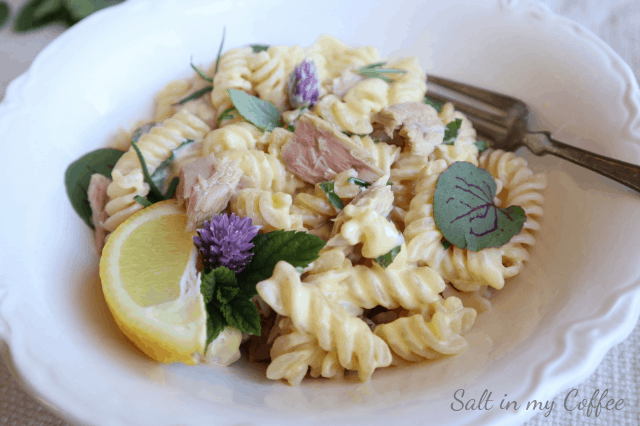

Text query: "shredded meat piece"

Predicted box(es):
[282, 114, 384, 184]
[87, 174, 112, 255]
[372, 102, 445, 156]
[176, 154, 217, 203]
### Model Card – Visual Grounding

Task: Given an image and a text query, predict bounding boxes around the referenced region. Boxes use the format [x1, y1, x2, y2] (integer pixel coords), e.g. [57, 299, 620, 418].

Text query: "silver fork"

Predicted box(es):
[427, 75, 640, 193]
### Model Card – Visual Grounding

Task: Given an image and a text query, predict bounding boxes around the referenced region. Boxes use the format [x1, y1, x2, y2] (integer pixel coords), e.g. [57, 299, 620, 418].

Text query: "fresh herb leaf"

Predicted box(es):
[443, 118, 463, 145]
[347, 177, 371, 188]
[0, 2, 10, 29]
[205, 304, 227, 347]
[150, 139, 194, 195]
[475, 140, 488, 152]
[424, 96, 444, 113]
[131, 123, 156, 143]
[319, 181, 344, 210]
[250, 44, 269, 53]
[374, 245, 402, 269]
[217, 286, 239, 305]
[190, 60, 213, 83]
[65, 148, 124, 228]
[200, 268, 216, 304]
[164, 177, 180, 199]
[237, 230, 326, 298]
[228, 88, 281, 131]
[130, 140, 164, 202]
[221, 298, 261, 336]
[133, 195, 152, 207]
[358, 62, 407, 83]
[62, 0, 112, 21]
[176, 86, 213, 105]
[441, 238, 451, 249]
[433, 161, 526, 251]
[215, 27, 226, 75]
[217, 107, 238, 125]
[14, 0, 72, 32]
[387, 180, 393, 186]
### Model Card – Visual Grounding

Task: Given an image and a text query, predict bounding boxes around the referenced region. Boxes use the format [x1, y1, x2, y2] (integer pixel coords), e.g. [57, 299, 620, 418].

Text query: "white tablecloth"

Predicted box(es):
[0, 0, 638, 424]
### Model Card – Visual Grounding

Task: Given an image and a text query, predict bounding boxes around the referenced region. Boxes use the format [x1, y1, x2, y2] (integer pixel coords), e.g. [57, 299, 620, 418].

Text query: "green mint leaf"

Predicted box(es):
[0, 3, 9, 30]
[424, 96, 444, 113]
[150, 139, 194, 195]
[475, 140, 489, 152]
[215, 27, 226, 75]
[217, 107, 238, 126]
[205, 304, 227, 347]
[221, 298, 261, 336]
[228, 88, 281, 131]
[130, 140, 165, 201]
[217, 286, 239, 305]
[190, 60, 213, 83]
[318, 181, 344, 210]
[358, 64, 407, 83]
[61, 0, 112, 21]
[237, 230, 326, 297]
[133, 195, 152, 207]
[250, 44, 269, 53]
[433, 161, 526, 251]
[212, 266, 237, 288]
[374, 245, 402, 269]
[347, 177, 371, 188]
[441, 238, 451, 249]
[14, 0, 71, 32]
[176, 86, 213, 105]
[443, 118, 463, 145]
[65, 148, 124, 228]
[200, 268, 216, 304]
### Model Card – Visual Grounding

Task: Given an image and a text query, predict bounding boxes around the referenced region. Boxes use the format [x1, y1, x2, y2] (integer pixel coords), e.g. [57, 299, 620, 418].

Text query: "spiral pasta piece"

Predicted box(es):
[250, 45, 304, 111]
[257, 261, 392, 381]
[429, 102, 479, 166]
[202, 122, 263, 156]
[290, 184, 338, 229]
[374, 296, 476, 363]
[229, 188, 303, 232]
[357, 136, 401, 176]
[387, 57, 427, 105]
[211, 47, 254, 115]
[104, 110, 210, 231]
[262, 127, 294, 159]
[218, 150, 304, 193]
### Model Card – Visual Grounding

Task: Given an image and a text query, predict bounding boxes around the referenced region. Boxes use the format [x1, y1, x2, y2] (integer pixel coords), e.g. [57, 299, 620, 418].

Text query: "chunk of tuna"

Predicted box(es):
[282, 114, 384, 184]
[373, 102, 445, 156]
[176, 153, 217, 203]
[87, 174, 112, 255]
[185, 157, 243, 231]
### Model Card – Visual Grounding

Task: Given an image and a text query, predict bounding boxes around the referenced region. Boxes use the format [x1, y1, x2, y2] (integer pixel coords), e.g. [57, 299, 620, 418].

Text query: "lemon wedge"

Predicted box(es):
[100, 200, 207, 364]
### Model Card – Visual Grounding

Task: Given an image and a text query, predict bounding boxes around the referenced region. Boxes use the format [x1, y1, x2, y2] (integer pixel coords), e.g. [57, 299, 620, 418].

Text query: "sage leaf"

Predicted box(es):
[65, 148, 124, 228]
[228, 88, 281, 131]
[433, 161, 526, 251]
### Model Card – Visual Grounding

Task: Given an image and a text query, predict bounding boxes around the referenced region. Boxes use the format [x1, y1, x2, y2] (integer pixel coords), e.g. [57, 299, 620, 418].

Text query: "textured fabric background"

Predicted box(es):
[0, 0, 639, 424]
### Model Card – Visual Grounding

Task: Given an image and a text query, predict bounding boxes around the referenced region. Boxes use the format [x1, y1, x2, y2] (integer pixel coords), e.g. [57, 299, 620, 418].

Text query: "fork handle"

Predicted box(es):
[525, 131, 640, 193]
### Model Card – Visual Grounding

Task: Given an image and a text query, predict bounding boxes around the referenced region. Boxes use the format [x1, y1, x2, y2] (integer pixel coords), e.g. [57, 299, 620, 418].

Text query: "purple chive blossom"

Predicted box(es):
[287, 59, 320, 109]
[193, 213, 259, 272]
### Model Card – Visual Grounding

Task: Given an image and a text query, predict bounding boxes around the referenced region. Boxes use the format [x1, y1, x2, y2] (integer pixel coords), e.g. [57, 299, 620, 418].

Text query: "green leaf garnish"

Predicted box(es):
[441, 238, 451, 249]
[475, 140, 488, 152]
[130, 140, 164, 202]
[237, 230, 326, 298]
[14, 0, 72, 32]
[150, 139, 194, 194]
[374, 245, 402, 269]
[433, 161, 526, 251]
[176, 86, 213, 105]
[443, 118, 463, 145]
[318, 181, 344, 210]
[347, 177, 371, 188]
[228, 88, 281, 131]
[250, 44, 269, 53]
[424, 96, 444, 113]
[0, 2, 10, 29]
[217, 107, 238, 125]
[190, 60, 213, 83]
[65, 148, 125, 228]
[62, 0, 111, 20]
[205, 304, 227, 346]
[221, 298, 261, 336]
[133, 195, 152, 207]
[215, 27, 226, 75]
[358, 62, 407, 83]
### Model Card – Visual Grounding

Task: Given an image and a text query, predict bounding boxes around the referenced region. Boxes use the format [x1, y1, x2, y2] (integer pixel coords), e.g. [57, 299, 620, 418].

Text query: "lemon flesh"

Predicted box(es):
[100, 200, 207, 365]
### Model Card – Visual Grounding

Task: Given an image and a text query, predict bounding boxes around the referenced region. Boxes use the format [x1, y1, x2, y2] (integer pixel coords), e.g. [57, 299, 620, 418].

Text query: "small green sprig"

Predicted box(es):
[374, 245, 402, 269]
[318, 181, 344, 210]
[176, 28, 225, 105]
[358, 62, 407, 83]
[443, 118, 463, 145]
[424, 96, 444, 113]
[475, 140, 489, 152]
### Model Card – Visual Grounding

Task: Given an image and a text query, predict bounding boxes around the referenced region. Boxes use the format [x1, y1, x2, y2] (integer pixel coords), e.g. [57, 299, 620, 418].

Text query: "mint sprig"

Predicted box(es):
[318, 181, 344, 210]
[424, 96, 444, 113]
[433, 161, 526, 251]
[374, 245, 402, 269]
[228, 89, 281, 131]
[358, 62, 407, 83]
[443, 118, 463, 145]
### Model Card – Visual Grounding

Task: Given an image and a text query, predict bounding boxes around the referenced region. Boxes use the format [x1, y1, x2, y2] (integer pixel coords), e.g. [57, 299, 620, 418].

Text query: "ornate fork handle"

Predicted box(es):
[525, 131, 640, 193]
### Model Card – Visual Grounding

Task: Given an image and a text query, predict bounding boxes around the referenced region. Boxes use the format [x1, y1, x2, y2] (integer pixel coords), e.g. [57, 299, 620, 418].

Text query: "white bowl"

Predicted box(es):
[1, 0, 640, 425]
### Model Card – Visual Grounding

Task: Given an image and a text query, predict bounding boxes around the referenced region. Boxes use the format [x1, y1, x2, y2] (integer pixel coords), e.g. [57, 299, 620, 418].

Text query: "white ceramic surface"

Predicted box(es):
[1, 0, 639, 425]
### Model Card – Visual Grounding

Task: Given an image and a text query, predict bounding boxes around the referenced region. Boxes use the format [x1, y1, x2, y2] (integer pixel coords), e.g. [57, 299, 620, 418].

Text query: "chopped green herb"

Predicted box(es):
[372, 137, 381, 144]
[64, 148, 125, 228]
[217, 107, 238, 125]
[319, 181, 344, 210]
[215, 27, 226, 75]
[433, 161, 526, 251]
[387, 180, 393, 186]
[347, 177, 371, 188]
[250, 44, 269, 53]
[443, 118, 463, 145]
[374, 245, 402, 269]
[441, 238, 451, 249]
[133, 195, 152, 207]
[150, 139, 194, 194]
[130, 140, 164, 202]
[424, 96, 444, 113]
[358, 62, 407, 83]
[228, 88, 281, 131]
[190, 60, 213, 83]
[176, 86, 213, 105]
[475, 140, 489, 152]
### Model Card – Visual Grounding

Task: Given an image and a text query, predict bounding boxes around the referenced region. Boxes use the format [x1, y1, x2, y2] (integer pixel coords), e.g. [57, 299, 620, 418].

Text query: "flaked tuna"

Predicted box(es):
[176, 153, 217, 203]
[87, 174, 112, 255]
